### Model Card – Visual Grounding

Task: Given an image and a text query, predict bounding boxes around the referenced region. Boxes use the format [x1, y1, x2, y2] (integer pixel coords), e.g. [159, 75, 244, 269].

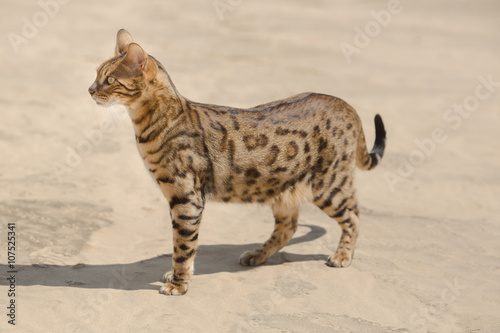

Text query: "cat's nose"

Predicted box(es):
[88, 82, 97, 95]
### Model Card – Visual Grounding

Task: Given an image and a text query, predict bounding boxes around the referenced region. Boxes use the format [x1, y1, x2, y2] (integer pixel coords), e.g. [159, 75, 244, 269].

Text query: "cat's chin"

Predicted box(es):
[93, 98, 115, 107]
[92, 97, 105, 106]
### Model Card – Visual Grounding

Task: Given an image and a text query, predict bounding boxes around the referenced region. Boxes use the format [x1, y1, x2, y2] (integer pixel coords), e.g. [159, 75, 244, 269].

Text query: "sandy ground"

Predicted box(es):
[1, 0, 499, 332]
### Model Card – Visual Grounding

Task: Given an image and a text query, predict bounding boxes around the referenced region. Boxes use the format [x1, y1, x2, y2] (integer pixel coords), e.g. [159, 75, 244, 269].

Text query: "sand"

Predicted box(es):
[1, 0, 499, 332]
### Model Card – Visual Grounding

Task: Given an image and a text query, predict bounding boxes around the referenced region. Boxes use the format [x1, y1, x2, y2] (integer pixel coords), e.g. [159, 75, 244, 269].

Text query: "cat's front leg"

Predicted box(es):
[159, 191, 204, 296]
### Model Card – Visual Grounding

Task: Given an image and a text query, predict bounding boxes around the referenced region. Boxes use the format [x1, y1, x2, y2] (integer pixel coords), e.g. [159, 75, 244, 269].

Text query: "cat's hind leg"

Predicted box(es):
[314, 187, 359, 268]
[239, 197, 299, 266]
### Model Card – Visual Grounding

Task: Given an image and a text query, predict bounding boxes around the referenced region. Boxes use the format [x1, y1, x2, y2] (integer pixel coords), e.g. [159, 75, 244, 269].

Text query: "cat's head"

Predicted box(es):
[89, 29, 158, 106]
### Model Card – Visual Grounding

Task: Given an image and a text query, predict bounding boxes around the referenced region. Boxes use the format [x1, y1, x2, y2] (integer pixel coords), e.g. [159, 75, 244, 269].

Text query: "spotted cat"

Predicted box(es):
[89, 29, 386, 295]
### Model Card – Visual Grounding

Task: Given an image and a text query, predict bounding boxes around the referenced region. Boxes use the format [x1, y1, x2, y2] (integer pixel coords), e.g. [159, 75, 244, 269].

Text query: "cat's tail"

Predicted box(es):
[356, 114, 386, 171]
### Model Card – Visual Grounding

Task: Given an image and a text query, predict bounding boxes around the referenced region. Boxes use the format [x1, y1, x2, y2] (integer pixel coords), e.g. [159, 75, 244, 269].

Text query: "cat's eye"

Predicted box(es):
[107, 77, 115, 84]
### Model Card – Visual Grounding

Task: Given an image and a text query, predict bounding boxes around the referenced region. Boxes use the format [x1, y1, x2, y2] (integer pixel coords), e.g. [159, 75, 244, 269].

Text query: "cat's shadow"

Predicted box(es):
[0, 225, 328, 291]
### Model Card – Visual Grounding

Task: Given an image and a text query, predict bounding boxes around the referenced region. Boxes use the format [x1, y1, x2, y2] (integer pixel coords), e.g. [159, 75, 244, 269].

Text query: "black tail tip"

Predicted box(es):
[373, 114, 386, 157]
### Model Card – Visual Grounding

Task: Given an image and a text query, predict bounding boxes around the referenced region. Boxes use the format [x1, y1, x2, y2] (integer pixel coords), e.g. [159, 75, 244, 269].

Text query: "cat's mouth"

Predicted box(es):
[91, 95, 107, 106]
[93, 98, 105, 106]
[92, 95, 119, 108]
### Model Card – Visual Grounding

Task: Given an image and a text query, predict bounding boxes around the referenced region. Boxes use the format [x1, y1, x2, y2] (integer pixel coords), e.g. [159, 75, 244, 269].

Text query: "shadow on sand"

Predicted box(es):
[1, 224, 329, 291]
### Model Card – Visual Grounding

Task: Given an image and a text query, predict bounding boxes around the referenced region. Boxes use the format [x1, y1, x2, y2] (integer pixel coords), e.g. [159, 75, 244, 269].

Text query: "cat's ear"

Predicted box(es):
[115, 29, 133, 56]
[122, 43, 146, 72]
[122, 43, 155, 76]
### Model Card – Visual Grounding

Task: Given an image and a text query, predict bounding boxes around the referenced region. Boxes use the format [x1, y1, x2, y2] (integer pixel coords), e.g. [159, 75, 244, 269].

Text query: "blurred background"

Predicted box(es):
[0, 1, 499, 332]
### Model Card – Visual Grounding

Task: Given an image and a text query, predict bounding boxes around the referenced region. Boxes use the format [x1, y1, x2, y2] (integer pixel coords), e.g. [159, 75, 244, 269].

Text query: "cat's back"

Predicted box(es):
[246, 92, 345, 115]
[191, 92, 359, 134]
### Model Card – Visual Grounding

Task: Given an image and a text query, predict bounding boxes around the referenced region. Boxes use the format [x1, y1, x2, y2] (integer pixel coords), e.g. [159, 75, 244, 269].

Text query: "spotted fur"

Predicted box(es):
[89, 29, 387, 296]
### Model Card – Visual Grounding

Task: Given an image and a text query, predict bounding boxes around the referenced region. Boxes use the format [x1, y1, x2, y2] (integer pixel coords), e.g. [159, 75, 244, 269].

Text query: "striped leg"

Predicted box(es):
[327, 205, 359, 267]
[160, 192, 204, 295]
[239, 199, 299, 266]
[315, 190, 359, 268]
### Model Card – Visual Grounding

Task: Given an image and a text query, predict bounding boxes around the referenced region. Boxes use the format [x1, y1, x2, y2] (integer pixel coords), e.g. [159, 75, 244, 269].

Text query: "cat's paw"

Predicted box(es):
[159, 283, 188, 296]
[239, 250, 267, 266]
[161, 270, 173, 283]
[326, 252, 352, 268]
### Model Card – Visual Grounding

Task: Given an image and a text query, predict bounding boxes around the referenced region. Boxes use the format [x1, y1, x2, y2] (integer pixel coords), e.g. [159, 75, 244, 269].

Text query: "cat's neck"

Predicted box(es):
[126, 71, 187, 130]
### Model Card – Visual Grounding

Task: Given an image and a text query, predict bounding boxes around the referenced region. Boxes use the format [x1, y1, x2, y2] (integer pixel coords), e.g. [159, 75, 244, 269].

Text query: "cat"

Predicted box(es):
[89, 29, 386, 295]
